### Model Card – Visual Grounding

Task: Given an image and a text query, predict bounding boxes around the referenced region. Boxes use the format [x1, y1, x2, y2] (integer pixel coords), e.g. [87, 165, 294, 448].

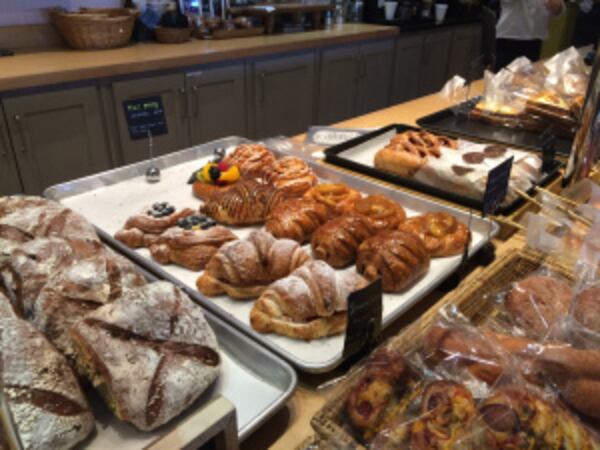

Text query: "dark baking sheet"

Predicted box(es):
[324, 123, 563, 216]
[416, 98, 574, 156]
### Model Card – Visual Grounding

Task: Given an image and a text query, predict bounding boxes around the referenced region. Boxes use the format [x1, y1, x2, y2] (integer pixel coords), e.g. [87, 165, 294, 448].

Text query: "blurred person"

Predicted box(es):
[572, 0, 600, 49]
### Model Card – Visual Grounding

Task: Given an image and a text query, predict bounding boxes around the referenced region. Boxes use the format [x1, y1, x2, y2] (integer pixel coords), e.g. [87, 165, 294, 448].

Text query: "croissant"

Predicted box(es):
[200, 179, 289, 226]
[311, 214, 375, 268]
[265, 198, 330, 244]
[197, 230, 311, 299]
[356, 230, 430, 292]
[149, 226, 237, 271]
[250, 260, 368, 339]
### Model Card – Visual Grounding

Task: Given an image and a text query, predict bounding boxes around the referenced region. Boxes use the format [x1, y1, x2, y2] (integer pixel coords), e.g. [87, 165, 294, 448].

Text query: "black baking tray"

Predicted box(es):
[416, 98, 574, 156]
[323, 123, 563, 216]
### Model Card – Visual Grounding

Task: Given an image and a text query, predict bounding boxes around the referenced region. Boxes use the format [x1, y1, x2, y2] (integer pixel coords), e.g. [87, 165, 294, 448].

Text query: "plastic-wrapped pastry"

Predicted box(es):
[311, 214, 375, 268]
[265, 198, 330, 244]
[397, 212, 469, 257]
[353, 195, 406, 231]
[250, 260, 368, 339]
[197, 230, 311, 299]
[222, 143, 276, 179]
[356, 230, 430, 292]
[303, 183, 362, 215]
[266, 156, 318, 197]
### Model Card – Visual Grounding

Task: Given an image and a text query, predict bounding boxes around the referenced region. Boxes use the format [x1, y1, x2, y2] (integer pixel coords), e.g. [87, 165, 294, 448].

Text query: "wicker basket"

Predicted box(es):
[311, 248, 575, 448]
[51, 8, 137, 50]
[155, 26, 192, 44]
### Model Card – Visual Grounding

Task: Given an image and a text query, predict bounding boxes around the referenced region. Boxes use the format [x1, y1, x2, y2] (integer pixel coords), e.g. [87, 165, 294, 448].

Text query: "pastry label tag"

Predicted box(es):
[306, 127, 371, 147]
[343, 279, 382, 358]
[123, 95, 168, 140]
[482, 156, 513, 216]
[540, 127, 557, 172]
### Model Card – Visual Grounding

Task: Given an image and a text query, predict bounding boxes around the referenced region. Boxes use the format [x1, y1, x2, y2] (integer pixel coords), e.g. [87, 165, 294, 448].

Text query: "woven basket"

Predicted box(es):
[155, 26, 192, 44]
[51, 8, 137, 50]
[311, 248, 574, 448]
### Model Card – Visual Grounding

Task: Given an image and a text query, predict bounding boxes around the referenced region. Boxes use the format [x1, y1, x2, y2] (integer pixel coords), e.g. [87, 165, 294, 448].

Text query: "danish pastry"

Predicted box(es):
[353, 195, 406, 231]
[356, 230, 430, 292]
[223, 143, 276, 179]
[265, 198, 330, 244]
[303, 183, 362, 215]
[397, 212, 469, 257]
[250, 260, 368, 339]
[266, 156, 318, 197]
[311, 214, 374, 268]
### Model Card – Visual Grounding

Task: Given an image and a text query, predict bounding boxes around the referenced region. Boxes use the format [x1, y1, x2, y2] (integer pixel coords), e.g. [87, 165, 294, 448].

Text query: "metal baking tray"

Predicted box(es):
[416, 97, 574, 155]
[324, 124, 563, 216]
[0, 262, 296, 449]
[45, 136, 498, 373]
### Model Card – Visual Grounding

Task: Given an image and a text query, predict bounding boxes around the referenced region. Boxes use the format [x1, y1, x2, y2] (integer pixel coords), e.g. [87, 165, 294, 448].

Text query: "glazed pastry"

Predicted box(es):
[32, 248, 146, 360]
[356, 230, 430, 292]
[250, 260, 368, 339]
[115, 202, 195, 248]
[70, 282, 221, 431]
[352, 195, 406, 232]
[265, 198, 330, 244]
[408, 381, 477, 450]
[303, 183, 362, 215]
[397, 212, 470, 257]
[190, 160, 241, 200]
[222, 143, 276, 179]
[311, 214, 374, 268]
[266, 156, 318, 197]
[505, 275, 573, 339]
[149, 225, 237, 271]
[572, 286, 600, 333]
[200, 179, 289, 226]
[197, 230, 311, 299]
[1, 314, 94, 449]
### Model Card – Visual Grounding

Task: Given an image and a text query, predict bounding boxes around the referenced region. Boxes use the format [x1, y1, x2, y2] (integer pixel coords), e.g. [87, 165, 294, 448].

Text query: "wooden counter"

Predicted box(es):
[0, 24, 396, 92]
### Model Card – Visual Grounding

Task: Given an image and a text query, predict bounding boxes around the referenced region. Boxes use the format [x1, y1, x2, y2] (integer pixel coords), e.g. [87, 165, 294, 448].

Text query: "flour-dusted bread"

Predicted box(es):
[70, 281, 221, 431]
[0, 314, 94, 450]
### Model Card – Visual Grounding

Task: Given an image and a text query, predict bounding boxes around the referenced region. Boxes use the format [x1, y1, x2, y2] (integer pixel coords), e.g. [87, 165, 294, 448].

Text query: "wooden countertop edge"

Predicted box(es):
[0, 25, 398, 92]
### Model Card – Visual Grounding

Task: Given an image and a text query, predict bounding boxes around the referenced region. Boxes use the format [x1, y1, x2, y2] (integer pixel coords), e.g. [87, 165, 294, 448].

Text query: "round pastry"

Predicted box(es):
[390, 130, 442, 157]
[303, 183, 362, 215]
[189, 161, 240, 200]
[505, 275, 572, 339]
[353, 195, 406, 232]
[266, 156, 318, 197]
[356, 230, 430, 292]
[223, 143, 276, 179]
[572, 286, 600, 333]
[374, 143, 429, 177]
[265, 198, 330, 244]
[397, 212, 469, 257]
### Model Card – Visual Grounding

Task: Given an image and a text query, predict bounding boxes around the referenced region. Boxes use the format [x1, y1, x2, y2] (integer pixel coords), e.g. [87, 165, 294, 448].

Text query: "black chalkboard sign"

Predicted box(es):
[123, 96, 168, 140]
[343, 279, 382, 358]
[482, 156, 514, 216]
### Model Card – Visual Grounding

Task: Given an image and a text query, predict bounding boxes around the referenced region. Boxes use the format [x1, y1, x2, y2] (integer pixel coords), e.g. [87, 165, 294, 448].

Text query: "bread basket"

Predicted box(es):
[155, 26, 192, 44]
[50, 8, 138, 50]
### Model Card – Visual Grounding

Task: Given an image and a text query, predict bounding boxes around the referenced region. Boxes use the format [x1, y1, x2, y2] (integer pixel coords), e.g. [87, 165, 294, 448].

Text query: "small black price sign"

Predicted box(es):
[123, 96, 168, 141]
[343, 279, 382, 358]
[482, 156, 514, 216]
[541, 127, 557, 172]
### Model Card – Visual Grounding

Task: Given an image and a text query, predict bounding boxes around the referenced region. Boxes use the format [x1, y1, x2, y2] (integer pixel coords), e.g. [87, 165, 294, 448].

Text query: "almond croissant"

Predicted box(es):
[250, 260, 368, 340]
[196, 230, 311, 299]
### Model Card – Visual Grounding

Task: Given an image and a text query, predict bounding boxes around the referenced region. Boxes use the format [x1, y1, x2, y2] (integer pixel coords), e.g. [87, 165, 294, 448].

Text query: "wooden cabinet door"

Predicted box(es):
[447, 24, 483, 81]
[317, 44, 360, 125]
[253, 52, 316, 139]
[391, 33, 424, 104]
[3, 86, 110, 194]
[357, 39, 393, 115]
[0, 111, 23, 195]
[187, 62, 247, 145]
[418, 29, 453, 96]
[112, 73, 189, 164]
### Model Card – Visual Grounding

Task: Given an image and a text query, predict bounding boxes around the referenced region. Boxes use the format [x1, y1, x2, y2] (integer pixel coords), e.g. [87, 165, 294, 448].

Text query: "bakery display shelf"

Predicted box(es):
[310, 248, 575, 448]
[0, 261, 296, 449]
[45, 136, 497, 374]
[416, 97, 573, 156]
[324, 123, 563, 216]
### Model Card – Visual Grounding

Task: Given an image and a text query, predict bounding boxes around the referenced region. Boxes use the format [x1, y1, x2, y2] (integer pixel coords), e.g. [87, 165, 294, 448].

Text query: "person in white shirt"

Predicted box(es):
[495, 0, 564, 70]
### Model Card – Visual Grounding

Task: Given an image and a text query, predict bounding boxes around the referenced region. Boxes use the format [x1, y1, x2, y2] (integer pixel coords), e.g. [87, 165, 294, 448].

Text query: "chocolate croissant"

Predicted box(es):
[250, 260, 368, 339]
[265, 198, 330, 244]
[201, 179, 289, 226]
[196, 230, 311, 299]
[356, 230, 430, 292]
[311, 214, 375, 268]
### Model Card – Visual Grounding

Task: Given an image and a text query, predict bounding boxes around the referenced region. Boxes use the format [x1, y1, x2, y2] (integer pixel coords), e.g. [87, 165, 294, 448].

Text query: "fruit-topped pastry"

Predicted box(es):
[189, 151, 241, 200]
